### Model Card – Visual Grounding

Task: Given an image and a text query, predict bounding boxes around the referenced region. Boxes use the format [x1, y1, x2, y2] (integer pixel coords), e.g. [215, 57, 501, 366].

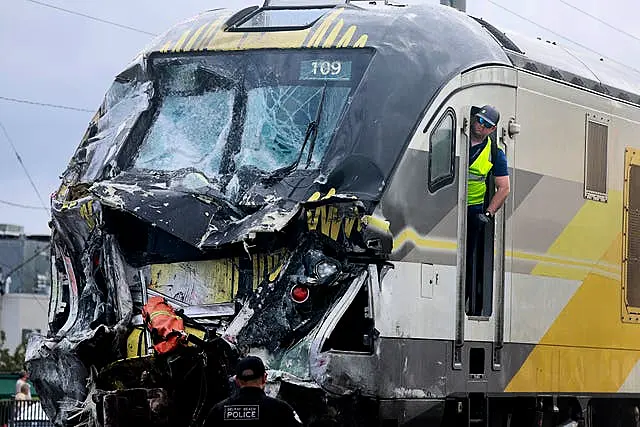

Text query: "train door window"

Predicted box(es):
[584, 112, 609, 202]
[428, 108, 456, 193]
[465, 107, 497, 318]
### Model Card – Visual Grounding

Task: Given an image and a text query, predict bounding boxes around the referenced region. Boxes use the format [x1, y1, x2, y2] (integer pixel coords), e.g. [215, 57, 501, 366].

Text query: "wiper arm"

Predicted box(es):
[263, 84, 327, 182]
[304, 83, 326, 169]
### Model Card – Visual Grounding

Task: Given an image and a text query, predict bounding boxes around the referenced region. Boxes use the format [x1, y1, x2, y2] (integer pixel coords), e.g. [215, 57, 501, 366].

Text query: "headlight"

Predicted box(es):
[302, 250, 341, 286]
[315, 260, 339, 279]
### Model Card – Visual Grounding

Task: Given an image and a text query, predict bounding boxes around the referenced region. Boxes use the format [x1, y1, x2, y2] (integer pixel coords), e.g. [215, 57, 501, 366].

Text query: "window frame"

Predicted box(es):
[427, 107, 457, 193]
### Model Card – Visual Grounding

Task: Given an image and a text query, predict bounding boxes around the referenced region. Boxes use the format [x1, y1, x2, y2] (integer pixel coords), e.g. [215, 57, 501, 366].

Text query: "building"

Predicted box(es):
[0, 224, 50, 353]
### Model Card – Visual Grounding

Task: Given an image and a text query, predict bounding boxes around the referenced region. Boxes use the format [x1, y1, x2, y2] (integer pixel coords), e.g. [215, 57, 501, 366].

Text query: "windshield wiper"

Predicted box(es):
[263, 84, 327, 182]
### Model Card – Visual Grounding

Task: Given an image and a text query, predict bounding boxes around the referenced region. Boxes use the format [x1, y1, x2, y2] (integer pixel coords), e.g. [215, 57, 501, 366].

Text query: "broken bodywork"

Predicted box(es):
[25, 52, 392, 423]
[29, 162, 392, 424]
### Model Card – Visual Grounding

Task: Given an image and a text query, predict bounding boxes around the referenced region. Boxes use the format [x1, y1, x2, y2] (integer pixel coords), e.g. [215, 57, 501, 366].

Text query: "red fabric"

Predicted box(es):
[142, 296, 186, 354]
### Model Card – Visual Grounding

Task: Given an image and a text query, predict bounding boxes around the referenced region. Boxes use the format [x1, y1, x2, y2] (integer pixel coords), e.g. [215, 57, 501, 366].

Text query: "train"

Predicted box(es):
[24, 0, 640, 426]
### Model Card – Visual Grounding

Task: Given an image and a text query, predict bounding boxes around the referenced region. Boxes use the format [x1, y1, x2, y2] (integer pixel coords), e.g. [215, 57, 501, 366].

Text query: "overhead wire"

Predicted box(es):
[0, 95, 93, 113]
[486, 0, 640, 77]
[0, 199, 48, 210]
[23, 0, 158, 36]
[557, 0, 640, 44]
[0, 119, 49, 212]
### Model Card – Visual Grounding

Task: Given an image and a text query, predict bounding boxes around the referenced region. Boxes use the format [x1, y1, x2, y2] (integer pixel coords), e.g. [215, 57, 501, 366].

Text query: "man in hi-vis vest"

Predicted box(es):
[466, 105, 510, 307]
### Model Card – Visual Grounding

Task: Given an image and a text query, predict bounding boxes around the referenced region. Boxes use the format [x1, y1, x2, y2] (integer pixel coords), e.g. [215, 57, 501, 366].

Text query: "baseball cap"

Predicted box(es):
[235, 356, 266, 381]
[474, 105, 500, 127]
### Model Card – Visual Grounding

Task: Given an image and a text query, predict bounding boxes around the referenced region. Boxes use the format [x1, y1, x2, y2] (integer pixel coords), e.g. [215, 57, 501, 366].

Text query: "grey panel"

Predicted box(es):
[383, 150, 459, 262]
[510, 175, 584, 255]
[509, 258, 539, 275]
[508, 168, 544, 219]
[428, 205, 458, 241]
[381, 150, 459, 237]
[320, 338, 536, 398]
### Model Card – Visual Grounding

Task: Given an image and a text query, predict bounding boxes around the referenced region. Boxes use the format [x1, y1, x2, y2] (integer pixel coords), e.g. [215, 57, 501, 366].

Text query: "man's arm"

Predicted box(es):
[486, 175, 510, 215]
[486, 149, 510, 216]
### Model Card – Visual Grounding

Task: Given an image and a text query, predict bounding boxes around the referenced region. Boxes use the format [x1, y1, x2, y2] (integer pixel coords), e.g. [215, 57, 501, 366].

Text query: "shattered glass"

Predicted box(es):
[80, 80, 154, 182]
[134, 91, 234, 175]
[128, 51, 365, 186]
[236, 85, 350, 171]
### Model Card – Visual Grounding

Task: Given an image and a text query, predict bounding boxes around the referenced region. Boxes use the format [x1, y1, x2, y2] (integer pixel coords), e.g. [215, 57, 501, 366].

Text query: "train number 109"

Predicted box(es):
[310, 60, 342, 76]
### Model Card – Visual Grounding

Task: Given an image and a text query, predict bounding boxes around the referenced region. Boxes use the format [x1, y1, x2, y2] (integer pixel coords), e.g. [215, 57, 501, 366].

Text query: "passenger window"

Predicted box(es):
[428, 109, 456, 193]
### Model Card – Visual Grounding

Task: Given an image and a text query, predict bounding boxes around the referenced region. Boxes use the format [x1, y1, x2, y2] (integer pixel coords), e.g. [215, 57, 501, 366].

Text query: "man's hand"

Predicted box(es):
[486, 175, 510, 215]
[477, 212, 491, 225]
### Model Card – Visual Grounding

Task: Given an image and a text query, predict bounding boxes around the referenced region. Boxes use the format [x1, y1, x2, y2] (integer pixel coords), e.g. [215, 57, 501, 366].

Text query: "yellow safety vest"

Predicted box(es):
[468, 137, 498, 206]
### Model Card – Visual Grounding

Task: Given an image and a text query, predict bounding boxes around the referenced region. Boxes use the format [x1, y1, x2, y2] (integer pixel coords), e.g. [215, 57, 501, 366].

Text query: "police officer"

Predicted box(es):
[204, 355, 303, 426]
[466, 105, 510, 311]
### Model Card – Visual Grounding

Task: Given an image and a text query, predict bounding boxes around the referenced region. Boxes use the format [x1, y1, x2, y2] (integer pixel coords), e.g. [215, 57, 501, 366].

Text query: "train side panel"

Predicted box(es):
[506, 69, 640, 396]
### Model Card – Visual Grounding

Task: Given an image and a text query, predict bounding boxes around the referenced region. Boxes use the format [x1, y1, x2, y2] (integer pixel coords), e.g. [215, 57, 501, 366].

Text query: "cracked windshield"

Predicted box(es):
[133, 50, 370, 180]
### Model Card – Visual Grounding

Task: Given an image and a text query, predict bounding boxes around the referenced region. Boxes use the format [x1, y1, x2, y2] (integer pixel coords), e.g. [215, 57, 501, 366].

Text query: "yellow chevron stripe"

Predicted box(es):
[506, 191, 638, 393]
[393, 228, 457, 251]
[198, 17, 226, 50]
[307, 9, 344, 47]
[323, 19, 344, 48]
[353, 34, 369, 47]
[392, 227, 620, 279]
[336, 25, 356, 47]
[184, 22, 209, 51]
[152, 8, 371, 52]
[506, 342, 639, 393]
[159, 40, 173, 53]
[531, 191, 622, 276]
[506, 272, 640, 392]
[172, 29, 192, 52]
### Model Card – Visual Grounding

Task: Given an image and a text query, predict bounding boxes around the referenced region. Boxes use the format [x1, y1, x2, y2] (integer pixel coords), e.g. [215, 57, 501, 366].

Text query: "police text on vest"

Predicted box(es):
[224, 405, 260, 420]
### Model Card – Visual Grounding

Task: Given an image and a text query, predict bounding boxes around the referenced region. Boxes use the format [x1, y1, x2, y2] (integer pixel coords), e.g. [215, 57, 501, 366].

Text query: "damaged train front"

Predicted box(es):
[25, 46, 391, 426]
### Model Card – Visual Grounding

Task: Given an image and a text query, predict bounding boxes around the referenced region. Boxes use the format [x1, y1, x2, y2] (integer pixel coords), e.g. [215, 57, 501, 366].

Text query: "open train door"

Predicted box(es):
[452, 76, 519, 384]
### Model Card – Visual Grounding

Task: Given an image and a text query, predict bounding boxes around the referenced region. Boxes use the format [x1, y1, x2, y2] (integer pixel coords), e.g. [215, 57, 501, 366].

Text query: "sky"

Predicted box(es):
[1, 0, 639, 235]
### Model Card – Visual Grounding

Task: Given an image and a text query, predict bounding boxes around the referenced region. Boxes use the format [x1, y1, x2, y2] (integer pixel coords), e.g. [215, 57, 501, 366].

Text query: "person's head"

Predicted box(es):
[20, 383, 29, 395]
[19, 371, 28, 380]
[471, 105, 499, 140]
[234, 356, 267, 389]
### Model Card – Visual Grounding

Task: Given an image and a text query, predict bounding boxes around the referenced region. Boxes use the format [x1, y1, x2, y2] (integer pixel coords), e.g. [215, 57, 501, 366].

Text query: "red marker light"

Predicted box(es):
[290, 285, 310, 303]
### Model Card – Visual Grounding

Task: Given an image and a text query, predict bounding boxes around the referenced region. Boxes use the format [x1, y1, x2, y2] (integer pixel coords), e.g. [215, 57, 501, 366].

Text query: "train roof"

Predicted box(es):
[473, 17, 640, 107]
[136, 1, 640, 109]
[140, 2, 511, 69]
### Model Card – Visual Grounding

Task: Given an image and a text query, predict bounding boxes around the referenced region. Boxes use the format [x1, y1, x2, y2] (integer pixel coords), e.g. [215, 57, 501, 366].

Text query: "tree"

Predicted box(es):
[0, 331, 26, 373]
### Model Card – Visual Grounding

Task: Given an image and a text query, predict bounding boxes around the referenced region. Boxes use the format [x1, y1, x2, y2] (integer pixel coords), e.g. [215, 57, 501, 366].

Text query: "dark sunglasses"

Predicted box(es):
[476, 116, 494, 129]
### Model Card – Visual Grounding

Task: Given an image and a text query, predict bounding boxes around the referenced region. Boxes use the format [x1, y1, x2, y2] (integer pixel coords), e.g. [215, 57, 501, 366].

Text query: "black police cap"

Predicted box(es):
[235, 356, 266, 381]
